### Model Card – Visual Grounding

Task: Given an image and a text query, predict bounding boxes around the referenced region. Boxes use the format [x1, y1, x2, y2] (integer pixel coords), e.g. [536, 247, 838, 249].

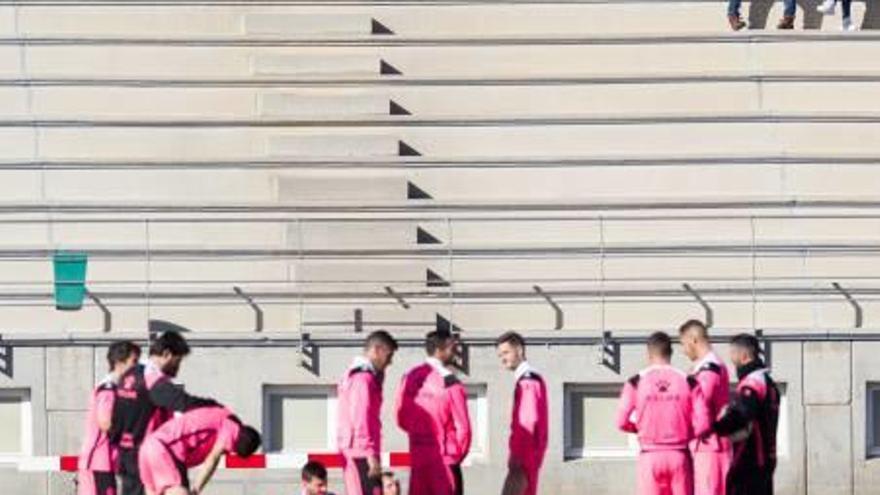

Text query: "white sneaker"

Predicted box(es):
[843, 17, 857, 31]
[817, 0, 836, 15]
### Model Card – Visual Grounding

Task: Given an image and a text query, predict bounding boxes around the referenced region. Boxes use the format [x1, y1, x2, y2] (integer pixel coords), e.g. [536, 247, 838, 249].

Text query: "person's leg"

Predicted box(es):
[638, 453, 664, 495]
[119, 449, 145, 495]
[342, 456, 365, 495]
[783, 0, 797, 18]
[842, 0, 852, 19]
[669, 451, 693, 495]
[94, 472, 118, 495]
[728, 0, 743, 17]
[449, 464, 464, 495]
[77, 471, 95, 495]
[354, 458, 382, 495]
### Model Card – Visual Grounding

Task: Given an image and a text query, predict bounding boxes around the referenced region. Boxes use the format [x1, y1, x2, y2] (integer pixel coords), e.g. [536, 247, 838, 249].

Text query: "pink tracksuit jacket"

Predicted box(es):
[337, 357, 384, 495]
[617, 364, 711, 495]
[508, 363, 548, 495]
[691, 352, 733, 495]
[395, 358, 471, 495]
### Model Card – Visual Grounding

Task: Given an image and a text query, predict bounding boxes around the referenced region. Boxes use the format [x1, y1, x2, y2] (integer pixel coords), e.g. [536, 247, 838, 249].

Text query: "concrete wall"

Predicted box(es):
[0, 340, 878, 494]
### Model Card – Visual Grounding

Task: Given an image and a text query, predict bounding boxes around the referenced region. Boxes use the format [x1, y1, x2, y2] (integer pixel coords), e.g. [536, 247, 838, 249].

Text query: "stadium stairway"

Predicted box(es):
[0, 1, 878, 338]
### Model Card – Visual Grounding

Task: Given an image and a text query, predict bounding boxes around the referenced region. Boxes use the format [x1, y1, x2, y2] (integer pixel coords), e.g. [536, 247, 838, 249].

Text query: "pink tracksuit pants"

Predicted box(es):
[638, 450, 694, 495]
[693, 451, 731, 495]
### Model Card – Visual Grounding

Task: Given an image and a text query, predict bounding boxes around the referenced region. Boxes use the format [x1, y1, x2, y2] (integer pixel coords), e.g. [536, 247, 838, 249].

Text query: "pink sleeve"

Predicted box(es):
[616, 381, 638, 433]
[690, 381, 712, 438]
[517, 380, 544, 450]
[695, 370, 720, 410]
[349, 373, 381, 456]
[95, 389, 115, 430]
[449, 384, 472, 462]
[218, 418, 241, 453]
[394, 374, 411, 433]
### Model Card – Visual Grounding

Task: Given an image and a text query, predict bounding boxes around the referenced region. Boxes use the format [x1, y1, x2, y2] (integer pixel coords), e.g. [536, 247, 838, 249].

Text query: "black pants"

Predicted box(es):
[118, 449, 144, 495]
[353, 458, 383, 495]
[79, 471, 118, 495]
[727, 465, 774, 495]
[450, 464, 464, 495]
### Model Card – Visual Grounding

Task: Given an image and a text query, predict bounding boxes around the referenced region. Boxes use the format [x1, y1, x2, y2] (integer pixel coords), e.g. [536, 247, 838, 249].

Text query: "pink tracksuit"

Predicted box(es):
[691, 353, 732, 495]
[617, 364, 711, 495]
[395, 358, 472, 495]
[138, 406, 240, 495]
[508, 363, 548, 495]
[77, 375, 118, 495]
[337, 357, 384, 495]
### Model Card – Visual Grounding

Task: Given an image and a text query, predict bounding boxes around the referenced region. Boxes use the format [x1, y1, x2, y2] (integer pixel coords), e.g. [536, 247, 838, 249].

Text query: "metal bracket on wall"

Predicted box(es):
[682, 283, 714, 328]
[533, 285, 564, 330]
[385, 286, 410, 310]
[298, 332, 319, 376]
[233, 286, 263, 333]
[451, 331, 470, 376]
[832, 282, 863, 328]
[86, 290, 112, 333]
[599, 330, 621, 374]
[0, 342, 12, 378]
[755, 329, 772, 369]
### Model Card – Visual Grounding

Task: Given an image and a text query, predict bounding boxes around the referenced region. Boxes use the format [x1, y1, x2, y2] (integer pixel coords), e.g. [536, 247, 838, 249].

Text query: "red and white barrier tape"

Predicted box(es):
[18, 452, 414, 473]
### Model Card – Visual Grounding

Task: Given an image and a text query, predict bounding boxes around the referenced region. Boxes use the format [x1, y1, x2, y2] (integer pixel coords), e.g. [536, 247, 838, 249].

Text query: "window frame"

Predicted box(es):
[563, 383, 638, 460]
[867, 383, 880, 459]
[262, 384, 337, 455]
[464, 383, 489, 462]
[0, 388, 32, 465]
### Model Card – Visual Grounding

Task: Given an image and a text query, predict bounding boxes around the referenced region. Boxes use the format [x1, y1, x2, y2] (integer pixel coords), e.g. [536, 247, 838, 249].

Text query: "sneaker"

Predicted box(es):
[817, 0, 836, 15]
[728, 14, 747, 31]
[843, 17, 857, 31]
[777, 16, 795, 29]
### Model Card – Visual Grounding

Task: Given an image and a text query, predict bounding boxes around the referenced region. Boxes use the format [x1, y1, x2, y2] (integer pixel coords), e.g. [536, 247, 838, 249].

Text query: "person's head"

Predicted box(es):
[729, 333, 761, 368]
[495, 331, 526, 371]
[678, 319, 711, 362]
[107, 340, 141, 375]
[425, 329, 458, 365]
[301, 461, 329, 495]
[365, 330, 399, 372]
[382, 472, 401, 495]
[646, 331, 673, 364]
[233, 423, 262, 458]
[148, 331, 190, 378]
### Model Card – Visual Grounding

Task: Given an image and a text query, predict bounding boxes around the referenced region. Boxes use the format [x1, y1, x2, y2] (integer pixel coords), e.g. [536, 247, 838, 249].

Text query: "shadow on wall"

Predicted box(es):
[746, 0, 877, 29]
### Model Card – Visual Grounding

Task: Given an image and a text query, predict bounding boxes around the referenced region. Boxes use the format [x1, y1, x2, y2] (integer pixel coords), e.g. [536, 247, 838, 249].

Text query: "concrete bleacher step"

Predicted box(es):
[3, 122, 876, 161]
[2, 39, 878, 80]
[1, 160, 880, 204]
[9, 82, 880, 120]
[1, 2, 872, 38]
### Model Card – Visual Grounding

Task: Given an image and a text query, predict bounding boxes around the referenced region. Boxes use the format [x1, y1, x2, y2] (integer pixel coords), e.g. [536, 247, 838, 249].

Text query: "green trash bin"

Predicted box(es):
[53, 251, 88, 311]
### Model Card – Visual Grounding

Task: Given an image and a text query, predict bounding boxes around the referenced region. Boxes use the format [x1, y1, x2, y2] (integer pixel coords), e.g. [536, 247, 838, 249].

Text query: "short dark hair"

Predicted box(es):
[106, 341, 141, 371]
[730, 333, 761, 359]
[495, 331, 525, 349]
[302, 460, 328, 482]
[678, 319, 708, 337]
[366, 330, 398, 351]
[425, 329, 455, 356]
[647, 331, 673, 359]
[149, 331, 190, 357]
[234, 424, 262, 458]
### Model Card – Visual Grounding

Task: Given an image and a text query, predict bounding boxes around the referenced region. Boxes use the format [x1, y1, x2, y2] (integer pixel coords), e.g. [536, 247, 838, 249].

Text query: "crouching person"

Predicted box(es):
[138, 406, 261, 495]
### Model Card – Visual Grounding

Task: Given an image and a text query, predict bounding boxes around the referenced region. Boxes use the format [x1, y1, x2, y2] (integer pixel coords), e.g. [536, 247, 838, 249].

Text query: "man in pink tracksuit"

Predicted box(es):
[395, 329, 472, 495]
[679, 320, 733, 495]
[78, 341, 141, 495]
[337, 330, 399, 495]
[495, 331, 548, 495]
[138, 406, 261, 495]
[617, 331, 711, 495]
